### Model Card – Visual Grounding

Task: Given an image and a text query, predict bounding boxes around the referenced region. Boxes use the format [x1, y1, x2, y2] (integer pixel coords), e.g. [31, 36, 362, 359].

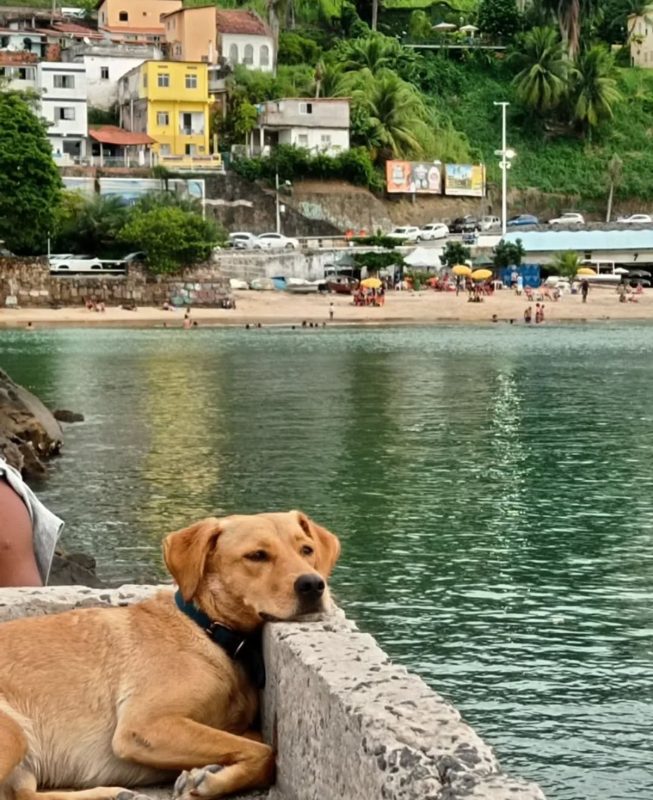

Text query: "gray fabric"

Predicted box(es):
[0, 457, 64, 584]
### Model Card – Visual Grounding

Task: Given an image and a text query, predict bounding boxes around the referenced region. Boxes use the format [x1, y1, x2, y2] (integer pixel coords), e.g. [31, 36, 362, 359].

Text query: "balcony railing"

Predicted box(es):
[156, 153, 224, 171]
[179, 127, 205, 135]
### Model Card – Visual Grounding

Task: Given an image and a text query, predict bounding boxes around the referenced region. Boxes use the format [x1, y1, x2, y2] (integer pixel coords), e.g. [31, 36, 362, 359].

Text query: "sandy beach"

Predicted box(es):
[0, 287, 650, 328]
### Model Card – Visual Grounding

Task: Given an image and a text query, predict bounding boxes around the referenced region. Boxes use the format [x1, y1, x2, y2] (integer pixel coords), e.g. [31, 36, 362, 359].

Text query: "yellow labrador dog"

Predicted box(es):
[0, 511, 340, 800]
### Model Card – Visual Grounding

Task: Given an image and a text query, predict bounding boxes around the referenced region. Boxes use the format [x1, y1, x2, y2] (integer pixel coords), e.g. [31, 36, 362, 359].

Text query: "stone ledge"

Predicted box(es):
[0, 586, 546, 800]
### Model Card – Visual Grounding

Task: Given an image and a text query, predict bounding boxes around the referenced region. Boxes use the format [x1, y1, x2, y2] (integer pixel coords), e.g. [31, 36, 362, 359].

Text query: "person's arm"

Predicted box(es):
[0, 479, 42, 586]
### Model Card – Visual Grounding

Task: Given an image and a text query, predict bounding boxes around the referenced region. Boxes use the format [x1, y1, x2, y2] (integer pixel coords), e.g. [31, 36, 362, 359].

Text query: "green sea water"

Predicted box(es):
[2, 324, 652, 800]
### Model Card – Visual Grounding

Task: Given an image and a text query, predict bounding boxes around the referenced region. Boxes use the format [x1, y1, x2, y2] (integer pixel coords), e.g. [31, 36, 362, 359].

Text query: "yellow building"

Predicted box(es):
[118, 60, 210, 158]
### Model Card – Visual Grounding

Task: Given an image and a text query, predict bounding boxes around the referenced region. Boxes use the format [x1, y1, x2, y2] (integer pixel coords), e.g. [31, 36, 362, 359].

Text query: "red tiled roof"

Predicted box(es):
[215, 9, 270, 36]
[0, 50, 38, 64]
[89, 126, 156, 146]
[101, 24, 163, 34]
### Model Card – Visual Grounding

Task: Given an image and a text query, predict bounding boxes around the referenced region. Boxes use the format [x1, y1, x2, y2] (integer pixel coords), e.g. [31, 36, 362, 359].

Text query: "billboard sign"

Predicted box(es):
[386, 160, 442, 194]
[444, 164, 486, 197]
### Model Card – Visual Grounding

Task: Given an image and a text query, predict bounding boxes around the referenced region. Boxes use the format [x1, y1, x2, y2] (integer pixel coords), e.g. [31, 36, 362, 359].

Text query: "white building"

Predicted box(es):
[254, 98, 350, 157]
[217, 9, 274, 73]
[0, 28, 46, 57]
[629, 8, 653, 67]
[62, 42, 162, 110]
[38, 62, 88, 160]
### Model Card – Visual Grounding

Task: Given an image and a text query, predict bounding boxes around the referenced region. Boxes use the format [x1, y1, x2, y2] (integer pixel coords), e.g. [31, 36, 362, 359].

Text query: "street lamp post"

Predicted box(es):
[494, 101, 511, 236]
[275, 172, 292, 234]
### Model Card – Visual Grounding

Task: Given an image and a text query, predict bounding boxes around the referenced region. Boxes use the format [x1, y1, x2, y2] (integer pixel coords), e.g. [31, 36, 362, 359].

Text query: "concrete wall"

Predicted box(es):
[0, 585, 546, 800]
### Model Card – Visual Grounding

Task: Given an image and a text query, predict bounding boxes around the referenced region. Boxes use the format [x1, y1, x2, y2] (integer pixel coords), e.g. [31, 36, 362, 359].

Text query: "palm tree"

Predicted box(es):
[341, 34, 399, 74]
[353, 71, 431, 162]
[313, 61, 350, 98]
[541, 0, 600, 56]
[605, 154, 623, 222]
[552, 250, 582, 282]
[510, 27, 570, 115]
[571, 45, 622, 136]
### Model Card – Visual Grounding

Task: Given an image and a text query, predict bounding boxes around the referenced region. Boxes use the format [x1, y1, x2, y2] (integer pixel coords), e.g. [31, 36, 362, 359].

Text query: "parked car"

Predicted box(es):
[479, 215, 501, 231]
[228, 232, 258, 250]
[548, 212, 585, 226]
[387, 226, 421, 242]
[616, 213, 653, 224]
[254, 233, 300, 250]
[49, 254, 103, 272]
[449, 216, 480, 234]
[506, 214, 539, 227]
[417, 223, 449, 241]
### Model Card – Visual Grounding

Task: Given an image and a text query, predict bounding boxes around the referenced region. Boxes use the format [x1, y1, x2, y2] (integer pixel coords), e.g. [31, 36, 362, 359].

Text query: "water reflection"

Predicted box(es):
[2, 324, 653, 800]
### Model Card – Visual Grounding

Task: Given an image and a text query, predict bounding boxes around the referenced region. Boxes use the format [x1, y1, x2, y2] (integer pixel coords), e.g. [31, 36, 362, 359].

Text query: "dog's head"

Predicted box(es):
[163, 511, 341, 632]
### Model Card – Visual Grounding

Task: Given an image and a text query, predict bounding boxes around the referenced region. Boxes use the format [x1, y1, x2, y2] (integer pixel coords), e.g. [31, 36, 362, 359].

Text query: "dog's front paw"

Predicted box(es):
[173, 765, 224, 799]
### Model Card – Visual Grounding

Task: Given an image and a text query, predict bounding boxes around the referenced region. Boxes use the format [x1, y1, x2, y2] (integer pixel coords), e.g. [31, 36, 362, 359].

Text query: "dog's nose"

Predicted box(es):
[294, 573, 325, 600]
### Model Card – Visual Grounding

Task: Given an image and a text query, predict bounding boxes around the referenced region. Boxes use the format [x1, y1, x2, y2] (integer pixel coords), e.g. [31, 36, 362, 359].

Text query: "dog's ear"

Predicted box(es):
[163, 517, 222, 602]
[295, 511, 341, 578]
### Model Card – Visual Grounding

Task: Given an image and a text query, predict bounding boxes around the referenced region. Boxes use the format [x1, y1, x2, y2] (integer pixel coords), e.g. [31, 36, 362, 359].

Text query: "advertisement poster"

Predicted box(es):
[386, 160, 442, 194]
[444, 164, 486, 197]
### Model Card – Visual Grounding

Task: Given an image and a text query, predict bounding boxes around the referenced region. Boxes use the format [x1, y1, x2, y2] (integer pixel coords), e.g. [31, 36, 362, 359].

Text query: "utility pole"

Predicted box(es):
[275, 171, 281, 234]
[493, 101, 511, 236]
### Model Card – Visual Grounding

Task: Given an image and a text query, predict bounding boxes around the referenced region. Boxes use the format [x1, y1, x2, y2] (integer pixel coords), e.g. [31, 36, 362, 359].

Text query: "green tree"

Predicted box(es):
[0, 92, 61, 254]
[278, 31, 321, 65]
[339, 34, 400, 74]
[408, 11, 434, 41]
[441, 241, 471, 269]
[510, 27, 570, 115]
[351, 71, 433, 162]
[552, 249, 582, 280]
[477, 0, 523, 42]
[233, 100, 259, 141]
[492, 239, 526, 269]
[571, 45, 621, 136]
[119, 206, 222, 274]
[53, 194, 129, 255]
[540, 0, 601, 56]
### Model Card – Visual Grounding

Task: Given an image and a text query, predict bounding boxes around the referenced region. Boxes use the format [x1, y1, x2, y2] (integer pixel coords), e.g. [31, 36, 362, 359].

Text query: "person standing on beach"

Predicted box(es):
[329, 302, 334, 321]
[581, 280, 589, 303]
[524, 306, 532, 323]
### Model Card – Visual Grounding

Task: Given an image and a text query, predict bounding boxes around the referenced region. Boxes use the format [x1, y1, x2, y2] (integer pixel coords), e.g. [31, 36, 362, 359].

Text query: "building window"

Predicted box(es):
[160, 144, 171, 155]
[100, 66, 109, 80]
[299, 102, 313, 114]
[157, 73, 170, 87]
[17, 67, 35, 80]
[119, 10, 128, 21]
[260, 44, 270, 66]
[229, 43, 238, 64]
[297, 134, 309, 147]
[185, 143, 196, 155]
[321, 134, 332, 146]
[53, 74, 75, 89]
[174, 44, 181, 56]
[143, 72, 148, 87]
[157, 111, 169, 126]
[244, 44, 254, 65]
[185, 73, 197, 89]
[56, 107, 75, 120]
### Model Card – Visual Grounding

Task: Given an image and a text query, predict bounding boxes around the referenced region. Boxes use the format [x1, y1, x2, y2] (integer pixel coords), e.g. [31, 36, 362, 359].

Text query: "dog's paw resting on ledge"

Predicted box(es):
[0, 511, 340, 800]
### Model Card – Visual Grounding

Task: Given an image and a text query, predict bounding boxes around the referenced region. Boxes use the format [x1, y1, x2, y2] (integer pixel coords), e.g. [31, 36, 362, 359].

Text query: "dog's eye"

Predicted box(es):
[245, 550, 269, 562]
[300, 545, 314, 556]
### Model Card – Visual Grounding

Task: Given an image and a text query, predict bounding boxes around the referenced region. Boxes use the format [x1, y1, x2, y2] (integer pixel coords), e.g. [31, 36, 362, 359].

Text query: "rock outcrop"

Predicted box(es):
[0, 369, 63, 477]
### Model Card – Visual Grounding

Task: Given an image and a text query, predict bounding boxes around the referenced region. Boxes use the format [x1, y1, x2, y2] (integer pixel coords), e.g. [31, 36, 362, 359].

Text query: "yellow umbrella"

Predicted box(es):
[452, 264, 472, 277]
[576, 267, 596, 276]
[471, 268, 493, 281]
[360, 277, 382, 289]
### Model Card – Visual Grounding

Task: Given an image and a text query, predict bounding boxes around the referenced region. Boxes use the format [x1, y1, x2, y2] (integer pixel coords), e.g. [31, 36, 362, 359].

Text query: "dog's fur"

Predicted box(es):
[0, 511, 340, 800]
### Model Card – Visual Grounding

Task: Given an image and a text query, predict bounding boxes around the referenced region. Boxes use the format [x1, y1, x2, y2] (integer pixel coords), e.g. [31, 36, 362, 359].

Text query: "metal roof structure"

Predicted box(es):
[503, 229, 653, 252]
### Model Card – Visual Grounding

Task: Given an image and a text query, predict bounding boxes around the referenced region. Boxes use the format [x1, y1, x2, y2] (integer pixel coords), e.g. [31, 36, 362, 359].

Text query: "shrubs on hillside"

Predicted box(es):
[232, 145, 383, 191]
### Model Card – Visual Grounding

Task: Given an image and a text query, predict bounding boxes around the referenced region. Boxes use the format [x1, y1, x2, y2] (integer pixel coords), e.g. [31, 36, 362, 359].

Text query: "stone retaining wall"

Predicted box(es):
[0, 259, 232, 308]
[0, 586, 546, 800]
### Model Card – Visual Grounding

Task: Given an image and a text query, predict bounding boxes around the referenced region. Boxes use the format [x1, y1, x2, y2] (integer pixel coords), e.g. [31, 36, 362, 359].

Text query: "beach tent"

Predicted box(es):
[404, 246, 443, 270]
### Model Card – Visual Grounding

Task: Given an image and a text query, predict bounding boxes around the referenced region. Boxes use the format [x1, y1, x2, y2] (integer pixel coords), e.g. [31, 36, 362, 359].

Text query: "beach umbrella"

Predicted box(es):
[471, 268, 493, 281]
[576, 267, 596, 276]
[360, 277, 382, 289]
[629, 269, 651, 278]
[452, 264, 472, 276]
[614, 267, 630, 275]
[459, 24, 479, 32]
[433, 21, 457, 30]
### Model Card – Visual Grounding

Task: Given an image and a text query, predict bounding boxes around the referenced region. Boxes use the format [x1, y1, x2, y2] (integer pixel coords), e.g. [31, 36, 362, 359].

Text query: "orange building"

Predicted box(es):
[96, 0, 182, 44]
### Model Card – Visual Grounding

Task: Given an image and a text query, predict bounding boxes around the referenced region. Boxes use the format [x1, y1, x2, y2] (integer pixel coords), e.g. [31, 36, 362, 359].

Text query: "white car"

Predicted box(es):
[255, 233, 300, 250]
[387, 226, 421, 242]
[417, 223, 449, 241]
[49, 254, 103, 272]
[616, 213, 653, 224]
[549, 212, 585, 226]
[229, 232, 258, 250]
[479, 215, 501, 231]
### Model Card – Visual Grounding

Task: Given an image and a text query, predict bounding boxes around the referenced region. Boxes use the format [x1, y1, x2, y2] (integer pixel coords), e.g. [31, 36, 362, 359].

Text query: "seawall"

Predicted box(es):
[0, 586, 546, 800]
